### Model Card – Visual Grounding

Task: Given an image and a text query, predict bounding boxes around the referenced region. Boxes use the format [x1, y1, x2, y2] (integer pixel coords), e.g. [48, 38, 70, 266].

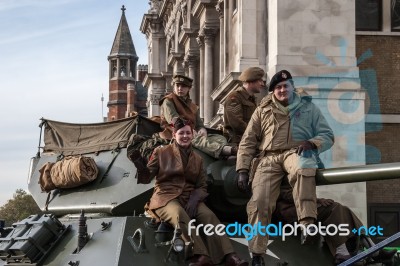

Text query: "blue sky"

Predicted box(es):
[0, 0, 149, 206]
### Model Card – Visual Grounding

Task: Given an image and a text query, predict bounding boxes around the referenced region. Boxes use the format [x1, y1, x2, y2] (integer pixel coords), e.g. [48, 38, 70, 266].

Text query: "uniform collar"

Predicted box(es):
[238, 87, 256, 101]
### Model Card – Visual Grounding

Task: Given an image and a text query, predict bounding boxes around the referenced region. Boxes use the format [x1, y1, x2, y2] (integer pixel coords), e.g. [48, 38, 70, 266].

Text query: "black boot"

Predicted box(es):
[371, 249, 397, 262]
[251, 255, 265, 266]
[361, 235, 397, 262]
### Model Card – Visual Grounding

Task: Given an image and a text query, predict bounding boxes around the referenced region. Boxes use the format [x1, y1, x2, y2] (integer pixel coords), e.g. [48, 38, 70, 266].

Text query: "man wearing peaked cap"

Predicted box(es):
[172, 74, 193, 87]
[223, 67, 266, 144]
[236, 69, 334, 266]
[158, 73, 237, 158]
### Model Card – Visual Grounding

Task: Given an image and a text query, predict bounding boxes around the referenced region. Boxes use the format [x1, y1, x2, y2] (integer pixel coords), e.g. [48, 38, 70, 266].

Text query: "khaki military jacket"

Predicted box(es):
[147, 142, 208, 210]
[223, 87, 257, 143]
[236, 88, 334, 171]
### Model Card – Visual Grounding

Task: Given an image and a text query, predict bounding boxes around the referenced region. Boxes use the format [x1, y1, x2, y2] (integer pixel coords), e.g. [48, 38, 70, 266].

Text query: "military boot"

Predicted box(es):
[251, 255, 265, 266]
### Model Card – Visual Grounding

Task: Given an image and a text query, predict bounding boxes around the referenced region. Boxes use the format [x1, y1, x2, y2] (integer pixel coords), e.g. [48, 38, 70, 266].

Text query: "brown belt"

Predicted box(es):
[263, 148, 297, 155]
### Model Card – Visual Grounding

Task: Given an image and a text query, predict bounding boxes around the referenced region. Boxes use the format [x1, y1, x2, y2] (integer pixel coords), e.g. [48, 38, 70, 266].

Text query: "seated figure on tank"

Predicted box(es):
[128, 74, 236, 182]
[159, 74, 237, 158]
[140, 118, 248, 266]
[236, 69, 335, 266]
[273, 176, 397, 265]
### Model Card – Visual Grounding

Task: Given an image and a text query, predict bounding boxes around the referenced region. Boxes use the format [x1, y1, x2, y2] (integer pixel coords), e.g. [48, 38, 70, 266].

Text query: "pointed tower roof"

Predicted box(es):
[109, 5, 138, 58]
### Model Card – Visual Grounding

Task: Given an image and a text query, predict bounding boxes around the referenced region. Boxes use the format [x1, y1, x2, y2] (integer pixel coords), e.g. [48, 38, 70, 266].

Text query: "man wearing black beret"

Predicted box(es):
[223, 67, 266, 144]
[236, 69, 334, 266]
[267, 69, 294, 94]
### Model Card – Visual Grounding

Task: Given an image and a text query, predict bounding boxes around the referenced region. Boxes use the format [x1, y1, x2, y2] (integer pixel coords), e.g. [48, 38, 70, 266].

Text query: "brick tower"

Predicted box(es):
[107, 5, 138, 120]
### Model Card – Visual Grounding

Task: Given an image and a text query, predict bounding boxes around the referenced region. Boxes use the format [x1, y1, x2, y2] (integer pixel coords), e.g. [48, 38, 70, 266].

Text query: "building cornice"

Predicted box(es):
[167, 51, 184, 66]
[142, 72, 164, 87]
[107, 54, 138, 61]
[140, 13, 161, 35]
[211, 72, 241, 102]
[192, 0, 217, 18]
[178, 27, 199, 45]
[208, 114, 223, 128]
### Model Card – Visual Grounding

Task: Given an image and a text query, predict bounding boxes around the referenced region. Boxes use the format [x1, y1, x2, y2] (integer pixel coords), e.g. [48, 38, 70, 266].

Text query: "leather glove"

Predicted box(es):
[317, 198, 334, 207]
[185, 189, 203, 218]
[237, 171, 250, 193]
[297, 141, 316, 158]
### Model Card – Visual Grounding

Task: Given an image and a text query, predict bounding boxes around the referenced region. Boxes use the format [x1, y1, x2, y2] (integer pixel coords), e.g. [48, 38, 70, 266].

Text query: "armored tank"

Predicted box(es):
[0, 115, 399, 266]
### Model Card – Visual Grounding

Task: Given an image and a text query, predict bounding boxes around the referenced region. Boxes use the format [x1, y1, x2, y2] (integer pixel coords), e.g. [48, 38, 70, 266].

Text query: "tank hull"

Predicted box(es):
[11, 117, 398, 266]
[0, 216, 335, 266]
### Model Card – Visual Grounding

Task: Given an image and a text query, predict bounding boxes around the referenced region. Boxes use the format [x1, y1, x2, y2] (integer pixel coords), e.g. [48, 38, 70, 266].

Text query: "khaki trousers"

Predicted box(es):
[191, 134, 227, 158]
[318, 202, 363, 256]
[247, 150, 317, 254]
[155, 199, 234, 264]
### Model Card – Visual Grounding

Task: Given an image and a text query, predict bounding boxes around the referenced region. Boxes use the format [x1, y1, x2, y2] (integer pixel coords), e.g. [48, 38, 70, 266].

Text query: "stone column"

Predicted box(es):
[126, 59, 131, 79]
[126, 83, 136, 116]
[216, 0, 225, 81]
[109, 60, 112, 78]
[238, 0, 261, 68]
[148, 91, 164, 117]
[196, 36, 205, 119]
[116, 59, 121, 78]
[186, 55, 199, 104]
[228, 0, 234, 15]
[203, 28, 217, 124]
[164, 74, 173, 94]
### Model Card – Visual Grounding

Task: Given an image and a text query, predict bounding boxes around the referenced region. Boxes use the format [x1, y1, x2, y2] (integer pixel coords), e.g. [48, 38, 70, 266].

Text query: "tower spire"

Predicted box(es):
[107, 6, 138, 121]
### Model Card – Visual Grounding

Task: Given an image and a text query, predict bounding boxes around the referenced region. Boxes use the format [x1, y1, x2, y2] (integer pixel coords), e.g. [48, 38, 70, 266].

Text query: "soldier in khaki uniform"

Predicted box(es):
[159, 74, 236, 158]
[236, 70, 334, 266]
[273, 177, 396, 265]
[143, 118, 248, 266]
[223, 67, 265, 144]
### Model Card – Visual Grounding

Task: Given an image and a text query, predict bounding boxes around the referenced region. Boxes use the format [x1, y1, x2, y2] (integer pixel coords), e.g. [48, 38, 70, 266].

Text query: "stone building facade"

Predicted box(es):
[138, 0, 400, 237]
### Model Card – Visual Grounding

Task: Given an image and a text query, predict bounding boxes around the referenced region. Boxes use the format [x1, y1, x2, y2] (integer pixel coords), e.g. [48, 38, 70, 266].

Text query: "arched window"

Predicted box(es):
[111, 60, 117, 77]
[120, 59, 127, 77]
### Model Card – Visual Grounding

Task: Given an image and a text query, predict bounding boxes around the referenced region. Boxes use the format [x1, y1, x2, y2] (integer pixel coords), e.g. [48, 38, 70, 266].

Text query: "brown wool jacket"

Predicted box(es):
[223, 86, 257, 143]
[146, 142, 208, 210]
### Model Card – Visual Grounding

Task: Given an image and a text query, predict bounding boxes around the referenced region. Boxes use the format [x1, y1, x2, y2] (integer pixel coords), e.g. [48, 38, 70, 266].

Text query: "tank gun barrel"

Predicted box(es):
[316, 162, 400, 185]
